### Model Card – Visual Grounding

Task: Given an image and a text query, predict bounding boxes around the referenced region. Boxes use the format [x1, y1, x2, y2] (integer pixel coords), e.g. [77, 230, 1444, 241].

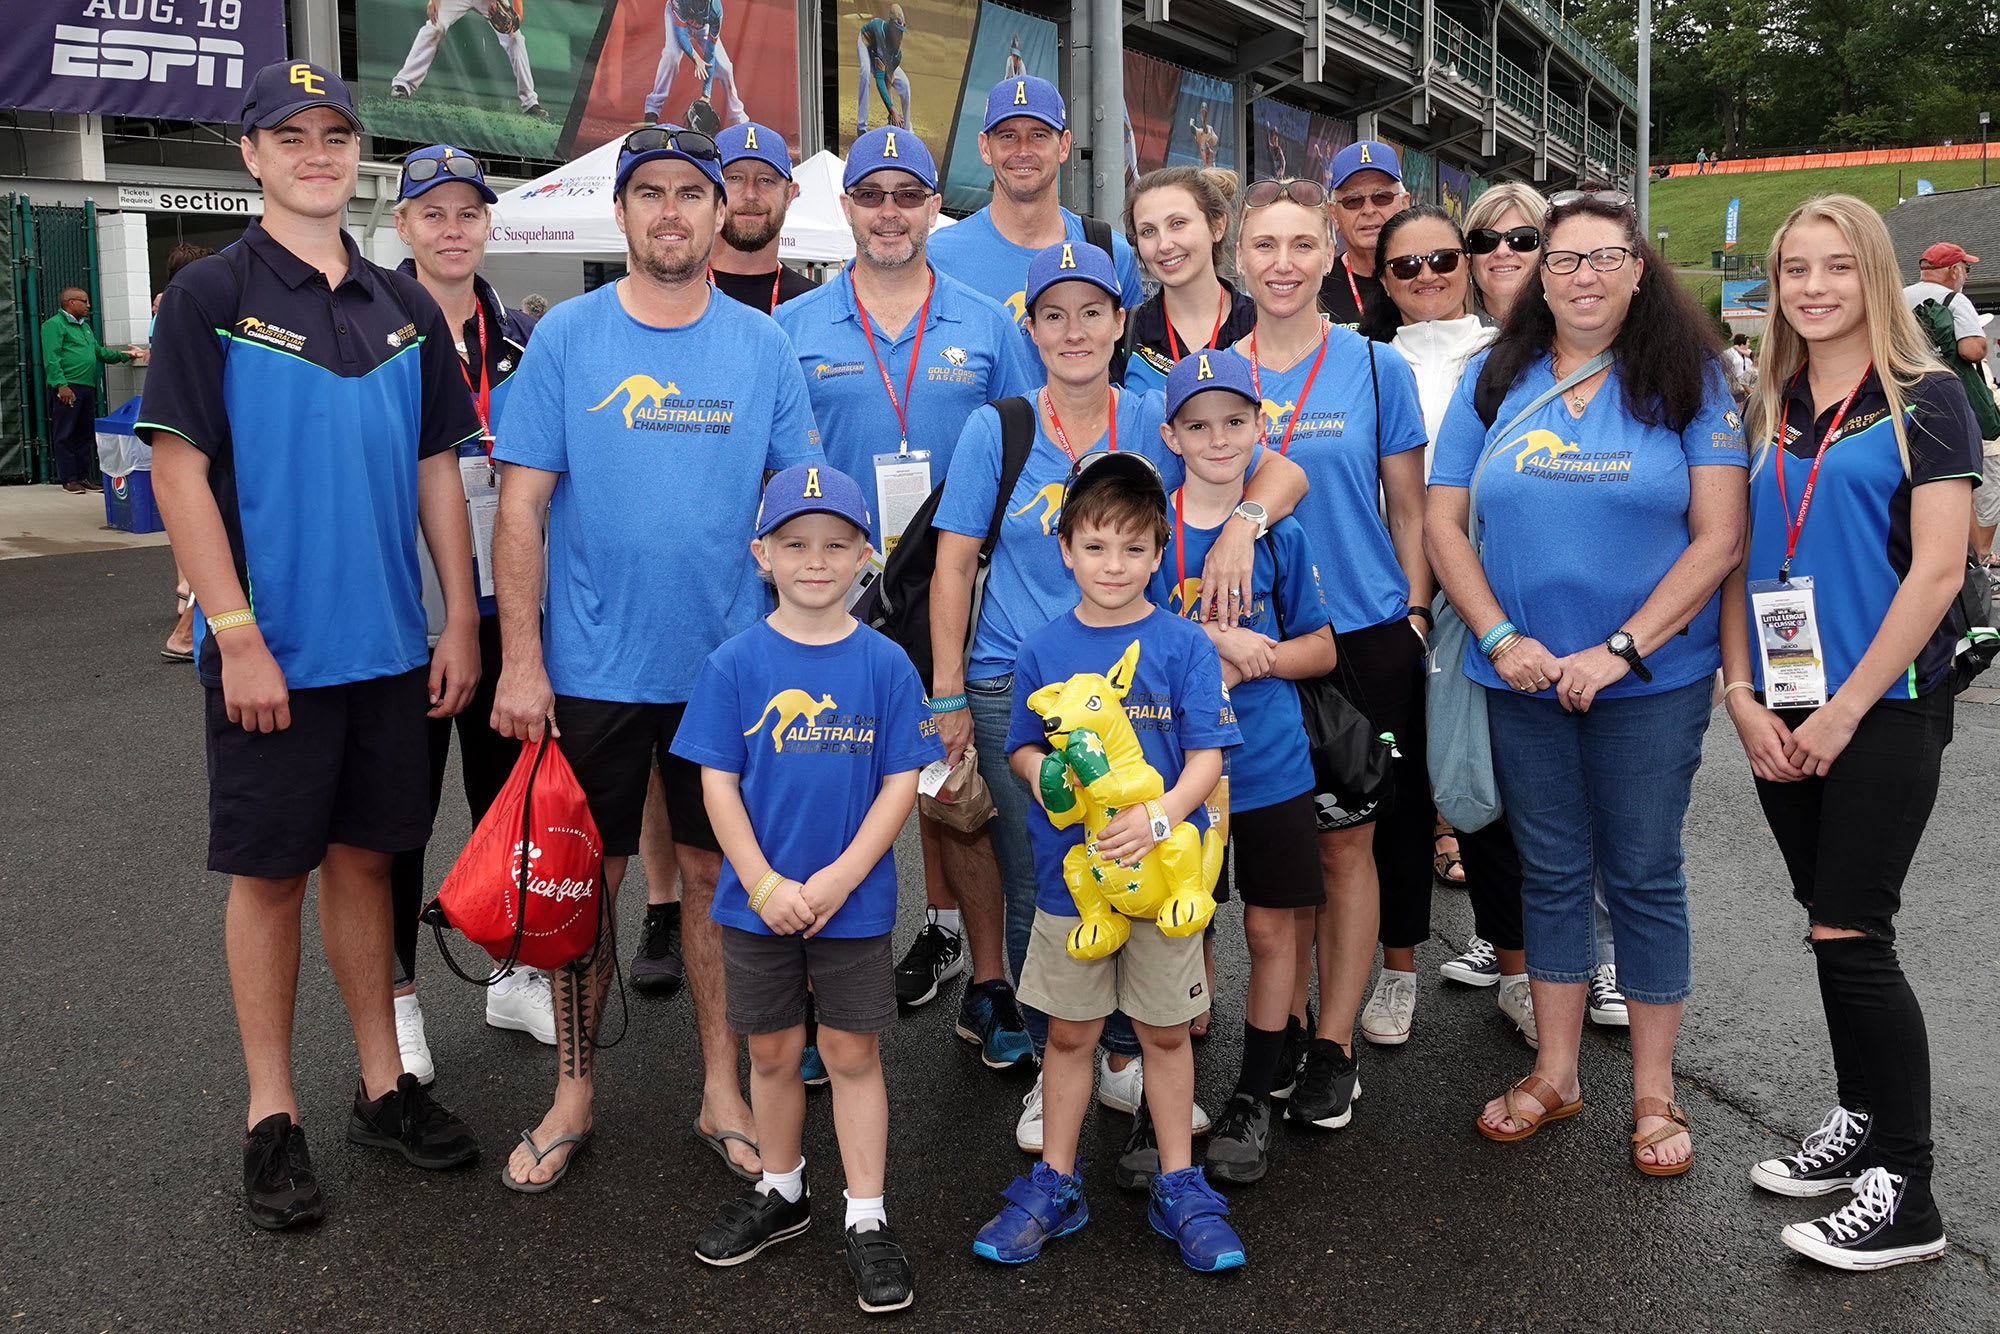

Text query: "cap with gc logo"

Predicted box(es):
[241, 61, 362, 134]
[755, 463, 873, 538]
[1163, 348, 1258, 421]
[983, 75, 1065, 133]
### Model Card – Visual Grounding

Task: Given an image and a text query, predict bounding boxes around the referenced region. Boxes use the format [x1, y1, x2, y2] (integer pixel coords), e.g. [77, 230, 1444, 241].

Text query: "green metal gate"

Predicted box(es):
[2, 196, 102, 484]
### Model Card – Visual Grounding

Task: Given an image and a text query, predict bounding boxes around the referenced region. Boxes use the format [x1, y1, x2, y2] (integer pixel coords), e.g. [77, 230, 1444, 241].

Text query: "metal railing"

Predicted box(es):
[1549, 97, 1585, 149]
[1334, 0, 1421, 42]
[1432, 12, 1493, 84]
[1494, 55, 1544, 120]
[1509, 0, 1638, 103]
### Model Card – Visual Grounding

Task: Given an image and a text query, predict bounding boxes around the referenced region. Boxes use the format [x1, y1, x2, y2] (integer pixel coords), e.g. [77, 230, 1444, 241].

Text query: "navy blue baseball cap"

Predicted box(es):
[1024, 239, 1120, 311]
[240, 60, 362, 133]
[714, 122, 794, 180]
[398, 144, 499, 204]
[984, 75, 1065, 133]
[756, 464, 873, 538]
[1059, 449, 1168, 531]
[1163, 349, 1259, 421]
[615, 125, 727, 199]
[1329, 140, 1403, 188]
[843, 127, 938, 192]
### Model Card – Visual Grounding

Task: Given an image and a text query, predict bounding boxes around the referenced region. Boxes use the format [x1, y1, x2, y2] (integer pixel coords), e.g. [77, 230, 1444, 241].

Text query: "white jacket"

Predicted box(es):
[1389, 315, 1499, 480]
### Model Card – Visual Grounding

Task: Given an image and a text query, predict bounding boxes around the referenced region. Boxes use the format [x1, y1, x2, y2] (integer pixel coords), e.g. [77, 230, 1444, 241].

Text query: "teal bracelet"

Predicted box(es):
[928, 694, 968, 713]
[1478, 619, 1518, 656]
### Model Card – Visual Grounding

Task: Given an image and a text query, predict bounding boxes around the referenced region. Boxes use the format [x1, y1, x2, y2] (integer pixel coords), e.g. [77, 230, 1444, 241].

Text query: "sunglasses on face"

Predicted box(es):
[621, 127, 720, 161]
[1542, 246, 1633, 274]
[846, 185, 933, 209]
[1466, 225, 1541, 255]
[1244, 178, 1327, 210]
[1384, 248, 1466, 280]
[1335, 187, 1403, 213]
[401, 153, 484, 188]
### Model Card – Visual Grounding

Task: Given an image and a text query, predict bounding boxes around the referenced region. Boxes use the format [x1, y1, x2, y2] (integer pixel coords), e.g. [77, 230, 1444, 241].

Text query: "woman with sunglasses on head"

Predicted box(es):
[1226, 176, 1433, 1130]
[1426, 197, 1748, 1173]
[1121, 166, 1258, 394]
[1719, 196, 1975, 1271]
[1461, 183, 1548, 323]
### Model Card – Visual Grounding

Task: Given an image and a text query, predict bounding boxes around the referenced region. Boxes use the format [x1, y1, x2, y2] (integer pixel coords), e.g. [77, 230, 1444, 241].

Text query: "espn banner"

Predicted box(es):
[0, 0, 288, 122]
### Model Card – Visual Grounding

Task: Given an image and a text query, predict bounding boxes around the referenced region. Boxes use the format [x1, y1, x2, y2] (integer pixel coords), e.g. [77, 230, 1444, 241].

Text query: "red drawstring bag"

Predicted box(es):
[422, 735, 604, 976]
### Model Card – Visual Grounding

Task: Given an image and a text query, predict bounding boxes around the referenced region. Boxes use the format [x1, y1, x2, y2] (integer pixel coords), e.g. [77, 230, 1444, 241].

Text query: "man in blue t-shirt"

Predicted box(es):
[926, 76, 1145, 335]
[139, 62, 483, 1231]
[489, 126, 823, 1192]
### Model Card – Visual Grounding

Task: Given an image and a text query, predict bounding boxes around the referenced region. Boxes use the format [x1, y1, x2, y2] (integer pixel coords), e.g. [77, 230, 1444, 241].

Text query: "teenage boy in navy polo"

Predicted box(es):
[973, 450, 1247, 1273]
[776, 126, 1036, 1056]
[926, 75, 1144, 330]
[490, 124, 822, 1191]
[673, 463, 941, 1314]
[141, 61, 485, 1231]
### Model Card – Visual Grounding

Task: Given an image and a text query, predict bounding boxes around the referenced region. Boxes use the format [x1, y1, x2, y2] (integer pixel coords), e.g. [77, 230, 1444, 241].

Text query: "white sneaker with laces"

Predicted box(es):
[394, 992, 435, 1085]
[487, 967, 557, 1045]
[1094, 1052, 1211, 1133]
[1016, 1074, 1045, 1154]
[1587, 963, 1630, 1027]
[1360, 970, 1417, 1045]
[1497, 976, 1538, 1050]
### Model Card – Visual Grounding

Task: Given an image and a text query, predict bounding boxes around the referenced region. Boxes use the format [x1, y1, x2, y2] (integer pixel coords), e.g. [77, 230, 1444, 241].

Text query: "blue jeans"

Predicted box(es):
[968, 674, 1140, 1056]
[1484, 678, 1711, 1004]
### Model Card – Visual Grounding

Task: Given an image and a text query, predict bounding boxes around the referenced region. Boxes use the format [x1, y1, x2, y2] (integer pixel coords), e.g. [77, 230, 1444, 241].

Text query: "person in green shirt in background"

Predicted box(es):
[40, 287, 143, 493]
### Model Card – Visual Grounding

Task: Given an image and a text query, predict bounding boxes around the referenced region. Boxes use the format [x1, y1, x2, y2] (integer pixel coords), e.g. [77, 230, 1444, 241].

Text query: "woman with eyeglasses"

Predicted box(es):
[1718, 196, 1975, 1271]
[1426, 197, 1748, 1172]
[1120, 166, 1258, 394]
[1461, 182, 1548, 323]
[1226, 176, 1434, 1130]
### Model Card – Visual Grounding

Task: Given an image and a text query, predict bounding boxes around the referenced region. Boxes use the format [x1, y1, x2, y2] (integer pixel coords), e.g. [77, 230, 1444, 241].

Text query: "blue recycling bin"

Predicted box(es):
[95, 395, 163, 534]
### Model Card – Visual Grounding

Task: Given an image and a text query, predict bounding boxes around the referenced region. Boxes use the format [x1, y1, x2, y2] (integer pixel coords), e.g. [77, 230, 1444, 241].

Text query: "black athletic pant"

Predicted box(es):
[48, 385, 96, 484]
[1331, 617, 1433, 949]
[1457, 817, 1524, 952]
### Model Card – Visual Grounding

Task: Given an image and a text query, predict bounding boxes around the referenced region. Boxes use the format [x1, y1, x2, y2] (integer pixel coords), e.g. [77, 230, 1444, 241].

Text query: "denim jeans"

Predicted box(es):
[1484, 678, 1712, 1004]
[968, 674, 1140, 1056]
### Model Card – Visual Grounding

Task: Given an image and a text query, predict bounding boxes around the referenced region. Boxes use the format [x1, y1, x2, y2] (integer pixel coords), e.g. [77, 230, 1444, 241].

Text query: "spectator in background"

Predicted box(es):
[1695, 148, 1708, 174]
[41, 286, 140, 494]
[522, 293, 549, 318]
[158, 243, 216, 663]
[1723, 333, 1757, 406]
[1905, 242, 1998, 577]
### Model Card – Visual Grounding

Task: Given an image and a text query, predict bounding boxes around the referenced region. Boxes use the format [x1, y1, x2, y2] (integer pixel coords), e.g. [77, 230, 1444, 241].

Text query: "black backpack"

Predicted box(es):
[864, 397, 1036, 688]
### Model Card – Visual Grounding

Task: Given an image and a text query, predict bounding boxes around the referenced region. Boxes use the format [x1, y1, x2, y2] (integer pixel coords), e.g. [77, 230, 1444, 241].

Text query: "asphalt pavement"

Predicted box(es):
[4, 544, 1996, 1332]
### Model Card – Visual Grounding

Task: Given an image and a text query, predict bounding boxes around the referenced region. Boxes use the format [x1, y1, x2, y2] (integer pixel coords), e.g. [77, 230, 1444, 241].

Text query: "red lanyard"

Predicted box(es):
[1341, 255, 1363, 318]
[1773, 364, 1869, 583]
[707, 266, 783, 312]
[852, 266, 934, 454]
[458, 302, 492, 453]
[1040, 385, 1118, 462]
[1165, 283, 1228, 362]
[1248, 321, 1330, 455]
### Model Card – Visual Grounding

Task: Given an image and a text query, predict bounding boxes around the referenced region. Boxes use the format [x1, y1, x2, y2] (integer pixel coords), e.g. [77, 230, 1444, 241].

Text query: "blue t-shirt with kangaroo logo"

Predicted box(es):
[672, 619, 942, 936]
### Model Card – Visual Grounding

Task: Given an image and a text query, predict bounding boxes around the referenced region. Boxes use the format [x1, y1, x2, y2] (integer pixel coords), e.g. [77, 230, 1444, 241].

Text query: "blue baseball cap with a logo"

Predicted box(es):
[984, 75, 1065, 133]
[843, 127, 938, 191]
[1163, 349, 1258, 421]
[615, 125, 727, 199]
[756, 463, 873, 539]
[398, 144, 499, 204]
[240, 60, 362, 133]
[1024, 238, 1120, 311]
[715, 122, 794, 180]
[1329, 140, 1403, 188]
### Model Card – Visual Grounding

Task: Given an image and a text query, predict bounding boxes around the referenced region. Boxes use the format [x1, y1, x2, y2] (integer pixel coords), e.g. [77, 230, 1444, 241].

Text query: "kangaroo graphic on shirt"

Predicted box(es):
[1512, 429, 1579, 472]
[588, 375, 683, 429]
[1168, 577, 1203, 617]
[1009, 482, 1066, 536]
[745, 690, 839, 752]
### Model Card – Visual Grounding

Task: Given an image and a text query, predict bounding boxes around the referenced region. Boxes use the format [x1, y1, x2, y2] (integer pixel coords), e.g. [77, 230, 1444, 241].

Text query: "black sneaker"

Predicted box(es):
[1269, 1014, 1309, 1101]
[1115, 1100, 1160, 1192]
[1287, 1038, 1360, 1130]
[347, 1072, 481, 1169]
[894, 918, 968, 1007]
[1205, 1093, 1272, 1185]
[632, 901, 685, 997]
[694, 1181, 812, 1266]
[242, 1113, 325, 1230]
[1781, 1168, 1948, 1271]
[844, 1220, 916, 1314]
[1751, 1105, 1872, 1197]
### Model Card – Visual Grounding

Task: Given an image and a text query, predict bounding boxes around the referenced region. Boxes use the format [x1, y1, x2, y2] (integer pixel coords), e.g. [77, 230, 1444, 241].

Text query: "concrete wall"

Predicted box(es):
[96, 211, 151, 409]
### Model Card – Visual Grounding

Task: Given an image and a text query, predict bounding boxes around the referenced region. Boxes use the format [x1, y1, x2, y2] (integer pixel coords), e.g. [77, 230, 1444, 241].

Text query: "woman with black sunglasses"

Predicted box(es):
[1461, 182, 1548, 322]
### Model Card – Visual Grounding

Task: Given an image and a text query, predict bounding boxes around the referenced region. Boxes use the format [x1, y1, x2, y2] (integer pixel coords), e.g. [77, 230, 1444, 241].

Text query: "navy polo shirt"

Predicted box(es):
[138, 221, 481, 689]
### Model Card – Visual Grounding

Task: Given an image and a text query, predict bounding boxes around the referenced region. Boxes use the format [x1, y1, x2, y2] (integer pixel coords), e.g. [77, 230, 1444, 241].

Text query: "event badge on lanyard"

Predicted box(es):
[457, 305, 501, 599]
[857, 270, 936, 573]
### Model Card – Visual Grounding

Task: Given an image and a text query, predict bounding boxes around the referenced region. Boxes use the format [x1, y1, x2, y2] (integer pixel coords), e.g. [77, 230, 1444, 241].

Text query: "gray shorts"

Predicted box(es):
[1017, 908, 1208, 1029]
[722, 928, 896, 1035]
[1975, 443, 2000, 528]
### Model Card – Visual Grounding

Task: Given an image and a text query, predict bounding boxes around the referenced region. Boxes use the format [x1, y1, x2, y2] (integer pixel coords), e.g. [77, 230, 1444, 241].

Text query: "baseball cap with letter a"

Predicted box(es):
[756, 464, 873, 538]
[984, 74, 1065, 133]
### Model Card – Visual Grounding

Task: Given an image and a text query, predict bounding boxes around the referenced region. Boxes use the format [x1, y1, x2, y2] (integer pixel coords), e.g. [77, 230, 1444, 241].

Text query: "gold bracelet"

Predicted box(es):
[205, 608, 256, 634]
[747, 870, 784, 912]
[1488, 632, 1524, 660]
[1721, 680, 1756, 698]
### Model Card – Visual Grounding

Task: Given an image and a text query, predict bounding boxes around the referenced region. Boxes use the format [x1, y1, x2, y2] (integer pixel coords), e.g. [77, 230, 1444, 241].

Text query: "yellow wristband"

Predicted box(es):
[205, 608, 256, 634]
[1722, 680, 1756, 698]
[747, 870, 784, 912]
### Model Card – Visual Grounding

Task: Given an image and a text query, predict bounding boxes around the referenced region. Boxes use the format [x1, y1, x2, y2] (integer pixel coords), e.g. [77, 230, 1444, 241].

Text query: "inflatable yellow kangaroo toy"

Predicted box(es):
[1026, 639, 1226, 961]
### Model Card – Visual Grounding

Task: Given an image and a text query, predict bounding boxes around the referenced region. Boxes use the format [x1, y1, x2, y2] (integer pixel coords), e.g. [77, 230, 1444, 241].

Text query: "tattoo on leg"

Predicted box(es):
[558, 914, 616, 1080]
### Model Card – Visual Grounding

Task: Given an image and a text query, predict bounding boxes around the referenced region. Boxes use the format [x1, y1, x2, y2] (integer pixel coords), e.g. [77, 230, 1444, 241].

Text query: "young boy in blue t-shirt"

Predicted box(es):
[973, 449, 1246, 1273]
[1152, 352, 1338, 1181]
[671, 464, 943, 1315]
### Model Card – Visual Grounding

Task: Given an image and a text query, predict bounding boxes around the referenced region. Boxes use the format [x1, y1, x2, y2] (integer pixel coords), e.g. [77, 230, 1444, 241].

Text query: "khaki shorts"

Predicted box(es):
[1017, 908, 1208, 1029]
[1975, 443, 2000, 529]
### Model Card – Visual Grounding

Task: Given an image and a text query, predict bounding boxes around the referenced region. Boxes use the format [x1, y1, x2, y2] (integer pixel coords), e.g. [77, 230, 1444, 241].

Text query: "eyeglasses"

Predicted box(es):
[846, 185, 934, 209]
[1334, 187, 1405, 213]
[1244, 178, 1327, 210]
[401, 153, 485, 187]
[1466, 225, 1540, 255]
[1384, 248, 1465, 280]
[1549, 189, 1634, 209]
[1542, 246, 1634, 274]
[621, 127, 720, 161]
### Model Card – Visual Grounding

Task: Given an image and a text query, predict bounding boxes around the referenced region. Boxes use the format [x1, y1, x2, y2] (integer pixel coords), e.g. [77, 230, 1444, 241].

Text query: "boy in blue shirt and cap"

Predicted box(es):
[672, 463, 942, 1314]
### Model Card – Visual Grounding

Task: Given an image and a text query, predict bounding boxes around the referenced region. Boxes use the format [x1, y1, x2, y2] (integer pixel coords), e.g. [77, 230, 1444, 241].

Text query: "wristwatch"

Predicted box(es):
[1232, 501, 1269, 538]
[1144, 799, 1172, 844]
[1604, 631, 1653, 683]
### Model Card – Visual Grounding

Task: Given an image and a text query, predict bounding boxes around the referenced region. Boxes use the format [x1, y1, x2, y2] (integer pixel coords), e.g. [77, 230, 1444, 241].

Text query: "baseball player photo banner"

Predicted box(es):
[1437, 161, 1471, 221]
[937, 2, 1056, 213]
[1301, 110, 1354, 189]
[0, 0, 287, 122]
[1165, 68, 1235, 174]
[1121, 49, 1180, 184]
[356, 0, 610, 159]
[840, 0, 980, 169]
[1251, 99, 1309, 184]
[567, 0, 801, 156]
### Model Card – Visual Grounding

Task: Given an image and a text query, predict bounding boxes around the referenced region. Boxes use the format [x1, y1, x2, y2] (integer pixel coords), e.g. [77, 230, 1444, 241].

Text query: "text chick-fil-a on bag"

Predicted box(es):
[422, 735, 604, 978]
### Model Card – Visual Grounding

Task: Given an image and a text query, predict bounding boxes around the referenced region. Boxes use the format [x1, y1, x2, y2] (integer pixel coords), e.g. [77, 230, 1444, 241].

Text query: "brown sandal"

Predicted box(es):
[1432, 815, 1466, 885]
[1631, 1097, 1693, 1176]
[1476, 1075, 1583, 1142]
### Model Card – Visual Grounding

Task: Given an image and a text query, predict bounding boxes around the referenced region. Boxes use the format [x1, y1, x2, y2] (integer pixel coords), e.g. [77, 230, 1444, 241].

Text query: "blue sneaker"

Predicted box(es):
[1148, 1166, 1245, 1272]
[972, 1163, 1088, 1263]
[955, 980, 1036, 1070]
[800, 1045, 829, 1087]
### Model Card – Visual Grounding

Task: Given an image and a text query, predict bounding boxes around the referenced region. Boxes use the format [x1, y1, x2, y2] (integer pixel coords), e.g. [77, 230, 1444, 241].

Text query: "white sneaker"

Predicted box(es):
[1497, 976, 1539, 1050]
[1360, 970, 1417, 1046]
[1016, 1074, 1045, 1153]
[486, 967, 557, 1045]
[1587, 963, 1630, 1027]
[394, 992, 435, 1085]
[1095, 1052, 1211, 1133]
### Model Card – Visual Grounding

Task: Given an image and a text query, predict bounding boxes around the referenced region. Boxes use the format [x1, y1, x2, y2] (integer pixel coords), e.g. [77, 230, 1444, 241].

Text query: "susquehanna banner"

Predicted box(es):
[0, 0, 288, 122]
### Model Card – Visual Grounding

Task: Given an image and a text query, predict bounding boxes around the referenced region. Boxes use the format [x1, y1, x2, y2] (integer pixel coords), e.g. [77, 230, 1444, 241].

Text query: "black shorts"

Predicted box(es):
[551, 696, 718, 857]
[206, 667, 432, 878]
[1223, 793, 1326, 909]
[722, 928, 896, 1035]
